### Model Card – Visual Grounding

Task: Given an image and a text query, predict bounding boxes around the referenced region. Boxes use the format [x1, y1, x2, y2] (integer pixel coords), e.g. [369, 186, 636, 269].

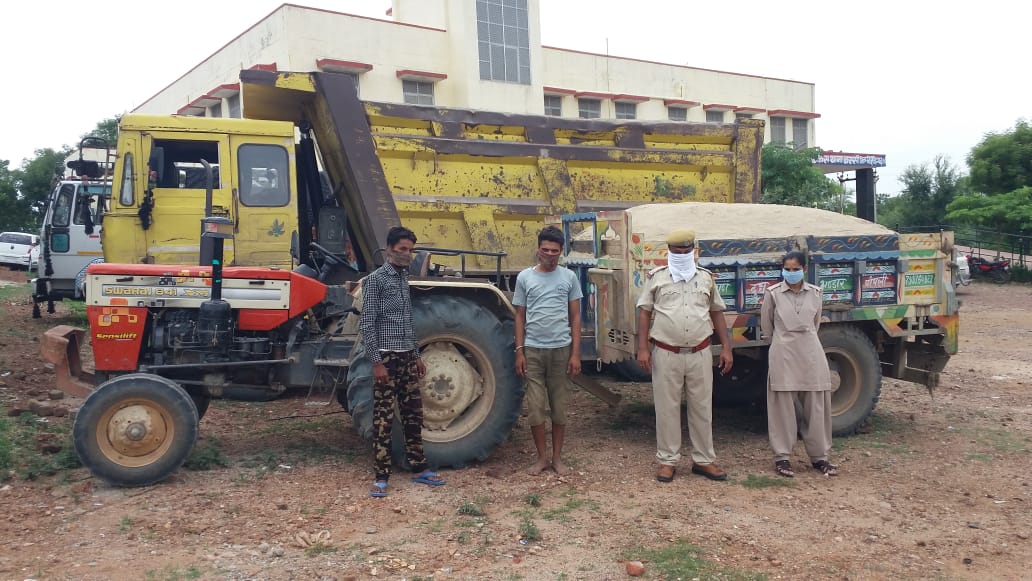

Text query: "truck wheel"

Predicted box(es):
[609, 358, 651, 382]
[345, 358, 375, 438]
[713, 356, 768, 405]
[820, 326, 881, 436]
[191, 395, 211, 420]
[73, 373, 199, 487]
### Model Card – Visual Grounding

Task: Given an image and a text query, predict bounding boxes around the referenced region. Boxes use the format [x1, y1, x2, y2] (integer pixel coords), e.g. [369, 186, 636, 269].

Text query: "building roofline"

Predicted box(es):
[542, 45, 815, 86]
[134, 3, 446, 112]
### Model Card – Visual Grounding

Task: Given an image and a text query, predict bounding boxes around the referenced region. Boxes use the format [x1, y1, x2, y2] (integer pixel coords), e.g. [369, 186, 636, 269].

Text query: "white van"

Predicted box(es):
[31, 180, 109, 316]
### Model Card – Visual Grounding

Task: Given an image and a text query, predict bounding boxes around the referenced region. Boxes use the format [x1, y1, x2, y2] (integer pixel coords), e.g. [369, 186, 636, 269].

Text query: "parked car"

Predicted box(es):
[0, 232, 41, 270]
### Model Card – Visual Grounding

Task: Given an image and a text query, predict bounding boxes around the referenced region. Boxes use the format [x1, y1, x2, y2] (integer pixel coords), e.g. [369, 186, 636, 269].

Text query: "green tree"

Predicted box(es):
[0, 159, 31, 231]
[760, 144, 843, 209]
[946, 187, 1032, 237]
[12, 148, 69, 230]
[967, 119, 1032, 195]
[81, 117, 119, 149]
[880, 155, 967, 228]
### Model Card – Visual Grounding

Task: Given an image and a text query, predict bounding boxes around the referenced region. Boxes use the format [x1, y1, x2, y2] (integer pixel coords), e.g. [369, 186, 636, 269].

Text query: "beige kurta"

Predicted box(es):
[760, 281, 833, 462]
[759, 281, 831, 391]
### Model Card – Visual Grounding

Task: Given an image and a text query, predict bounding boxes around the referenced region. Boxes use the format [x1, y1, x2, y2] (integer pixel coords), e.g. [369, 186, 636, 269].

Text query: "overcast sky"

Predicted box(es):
[3, 0, 1029, 194]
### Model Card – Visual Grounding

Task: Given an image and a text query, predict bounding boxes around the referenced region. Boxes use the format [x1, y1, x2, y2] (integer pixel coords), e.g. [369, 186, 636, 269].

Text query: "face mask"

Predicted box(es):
[782, 269, 804, 284]
[387, 249, 413, 268]
[537, 249, 560, 269]
[668, 252, 696, 283]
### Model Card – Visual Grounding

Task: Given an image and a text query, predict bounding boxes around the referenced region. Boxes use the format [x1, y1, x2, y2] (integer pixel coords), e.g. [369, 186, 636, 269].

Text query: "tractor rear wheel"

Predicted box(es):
[73, 373, 199, 487]
[346, 295, 523, 469]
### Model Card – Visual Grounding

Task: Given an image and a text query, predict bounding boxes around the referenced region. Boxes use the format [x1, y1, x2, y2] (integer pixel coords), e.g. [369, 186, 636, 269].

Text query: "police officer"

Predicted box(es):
[636, 229, 733, 483]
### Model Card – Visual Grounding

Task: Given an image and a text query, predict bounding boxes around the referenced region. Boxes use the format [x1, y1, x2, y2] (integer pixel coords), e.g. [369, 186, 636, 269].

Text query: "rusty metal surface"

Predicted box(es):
[40, 325, 95, 397]
[241, 70, 763, 273]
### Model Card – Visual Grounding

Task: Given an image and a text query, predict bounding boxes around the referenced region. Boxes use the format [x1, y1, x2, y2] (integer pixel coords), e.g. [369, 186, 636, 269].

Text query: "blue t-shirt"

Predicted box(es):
[512, 266, 583, 349]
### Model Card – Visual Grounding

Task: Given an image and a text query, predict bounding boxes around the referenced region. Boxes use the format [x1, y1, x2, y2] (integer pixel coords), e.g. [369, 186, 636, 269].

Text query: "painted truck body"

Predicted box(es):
[562, 203, 959, 434]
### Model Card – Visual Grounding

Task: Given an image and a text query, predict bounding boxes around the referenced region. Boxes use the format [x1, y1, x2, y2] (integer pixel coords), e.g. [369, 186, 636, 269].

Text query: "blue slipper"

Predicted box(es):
[370, 480, 388, 498]
[411, 471, 445, 486]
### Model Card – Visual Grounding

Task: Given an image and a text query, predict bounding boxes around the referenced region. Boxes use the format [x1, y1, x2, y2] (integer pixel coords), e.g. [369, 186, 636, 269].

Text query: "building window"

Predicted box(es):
[544, 95, 562, 116]
[227, 94, 241, 118]
[209, 101, 222, 118]
[770, 116, 786, 144]
[403, 80, 435, 105]
[578, 98, 601, 119]
[476, 0, 531, 85]
[735, 113, 753, 122]
[706, 110, 724, 123]
[792, 118, 809, 149]
[668, 106, 688, 122]
[615, 102, 637, 120]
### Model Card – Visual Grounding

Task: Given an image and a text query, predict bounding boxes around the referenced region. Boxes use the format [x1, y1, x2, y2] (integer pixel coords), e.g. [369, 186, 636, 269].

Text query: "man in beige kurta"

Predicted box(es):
[636, 230, 734, 483]
[760, 280, 833, 464]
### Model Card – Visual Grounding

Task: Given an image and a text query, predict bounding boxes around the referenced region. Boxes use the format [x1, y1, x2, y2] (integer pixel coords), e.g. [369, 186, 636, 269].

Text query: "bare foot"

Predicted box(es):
[551, 459, 570, 475]
[526, 459, 552, 475]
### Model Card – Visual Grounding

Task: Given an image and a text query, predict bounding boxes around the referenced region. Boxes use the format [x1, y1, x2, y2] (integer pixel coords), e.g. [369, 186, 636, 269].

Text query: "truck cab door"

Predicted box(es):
[228, 135, 296, 268]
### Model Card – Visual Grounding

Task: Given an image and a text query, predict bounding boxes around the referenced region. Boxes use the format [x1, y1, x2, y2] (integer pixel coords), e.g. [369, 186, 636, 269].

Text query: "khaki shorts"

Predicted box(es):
[524, 344, 572, 426]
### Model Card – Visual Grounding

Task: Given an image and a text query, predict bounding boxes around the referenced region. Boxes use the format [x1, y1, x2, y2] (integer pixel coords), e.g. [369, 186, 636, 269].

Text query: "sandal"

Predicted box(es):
[812, 460, 839, 476]
[411, 471, 445, 486]
[774, 460, 794, 478]
[370, 480, 389, 498]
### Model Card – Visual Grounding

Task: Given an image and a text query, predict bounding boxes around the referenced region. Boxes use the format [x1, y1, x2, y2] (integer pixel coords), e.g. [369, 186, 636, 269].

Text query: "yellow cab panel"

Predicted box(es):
[104, 114, 297, 268]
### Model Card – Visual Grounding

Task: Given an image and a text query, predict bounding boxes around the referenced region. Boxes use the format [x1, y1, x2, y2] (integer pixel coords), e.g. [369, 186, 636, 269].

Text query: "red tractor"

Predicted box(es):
[44, 238, 522, 487]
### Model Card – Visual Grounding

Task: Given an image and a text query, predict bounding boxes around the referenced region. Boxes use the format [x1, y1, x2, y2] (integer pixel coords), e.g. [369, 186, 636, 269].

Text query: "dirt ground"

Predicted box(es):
[1, 267, 1030, 581]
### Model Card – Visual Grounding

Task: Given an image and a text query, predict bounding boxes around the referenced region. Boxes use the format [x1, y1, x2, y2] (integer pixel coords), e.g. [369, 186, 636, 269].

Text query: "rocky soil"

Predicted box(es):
[1, 267, 1030, 580]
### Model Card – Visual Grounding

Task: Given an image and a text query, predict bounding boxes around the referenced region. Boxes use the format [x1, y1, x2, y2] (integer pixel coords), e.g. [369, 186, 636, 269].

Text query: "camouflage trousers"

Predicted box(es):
[372, 350, 428, 481]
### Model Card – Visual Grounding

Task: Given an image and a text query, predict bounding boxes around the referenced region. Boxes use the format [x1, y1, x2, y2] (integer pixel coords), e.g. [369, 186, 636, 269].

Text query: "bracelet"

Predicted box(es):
[515, 345, 525, 352]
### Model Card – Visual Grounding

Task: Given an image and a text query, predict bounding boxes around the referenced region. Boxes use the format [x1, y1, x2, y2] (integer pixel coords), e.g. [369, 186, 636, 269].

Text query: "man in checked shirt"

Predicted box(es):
[360, 226, 445, 498]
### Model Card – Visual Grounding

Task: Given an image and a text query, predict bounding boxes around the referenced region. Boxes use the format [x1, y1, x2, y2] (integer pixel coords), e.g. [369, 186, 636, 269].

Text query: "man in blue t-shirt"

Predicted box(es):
[513, 225, 583, 475]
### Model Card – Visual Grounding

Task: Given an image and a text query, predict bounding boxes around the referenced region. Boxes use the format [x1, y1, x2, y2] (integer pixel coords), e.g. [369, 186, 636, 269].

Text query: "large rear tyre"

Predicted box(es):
[820, 326, 882, 436]
[608, 358, 651, 382]
[73, 373, 199, 487]
[413, 296, 522, 468]
[346, 296, 523, 469]
[713, 356, 768, 406]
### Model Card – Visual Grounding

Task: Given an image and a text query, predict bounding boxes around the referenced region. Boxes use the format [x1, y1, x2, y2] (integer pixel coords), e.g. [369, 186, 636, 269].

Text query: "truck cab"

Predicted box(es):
[102, 115, 299, 269]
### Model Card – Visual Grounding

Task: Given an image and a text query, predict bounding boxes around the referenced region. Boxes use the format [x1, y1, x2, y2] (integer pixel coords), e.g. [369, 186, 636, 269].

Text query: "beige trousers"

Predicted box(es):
[767, 389, 832, 462]
[651, 346, 715, 465]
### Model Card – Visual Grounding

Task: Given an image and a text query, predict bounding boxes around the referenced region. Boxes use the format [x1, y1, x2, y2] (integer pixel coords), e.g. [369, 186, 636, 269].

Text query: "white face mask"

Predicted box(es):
[668, 252, 697, 283]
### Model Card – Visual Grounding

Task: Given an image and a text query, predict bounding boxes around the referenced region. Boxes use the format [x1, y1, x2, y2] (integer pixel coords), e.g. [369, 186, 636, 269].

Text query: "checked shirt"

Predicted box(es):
[359, 262, 417, 363]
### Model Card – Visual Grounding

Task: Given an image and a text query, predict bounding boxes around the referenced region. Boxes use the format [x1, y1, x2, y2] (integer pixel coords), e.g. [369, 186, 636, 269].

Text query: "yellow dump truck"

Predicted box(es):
[43, 71, 767, 486]
[562, 203, 959, 435]
[103, 70, 763, 275]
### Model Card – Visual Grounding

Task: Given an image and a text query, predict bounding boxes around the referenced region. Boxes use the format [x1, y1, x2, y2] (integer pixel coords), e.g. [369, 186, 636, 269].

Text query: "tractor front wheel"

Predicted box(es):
[73, 373, 199, 487]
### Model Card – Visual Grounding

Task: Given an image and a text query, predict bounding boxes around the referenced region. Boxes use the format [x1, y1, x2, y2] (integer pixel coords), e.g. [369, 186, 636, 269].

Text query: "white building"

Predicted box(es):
[135, 0, 820, 148]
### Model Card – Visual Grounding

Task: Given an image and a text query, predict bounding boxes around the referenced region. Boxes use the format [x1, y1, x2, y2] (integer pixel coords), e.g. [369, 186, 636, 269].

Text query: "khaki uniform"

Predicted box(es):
[636, 267, 725, 466]
[759, 281, 833, 462]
